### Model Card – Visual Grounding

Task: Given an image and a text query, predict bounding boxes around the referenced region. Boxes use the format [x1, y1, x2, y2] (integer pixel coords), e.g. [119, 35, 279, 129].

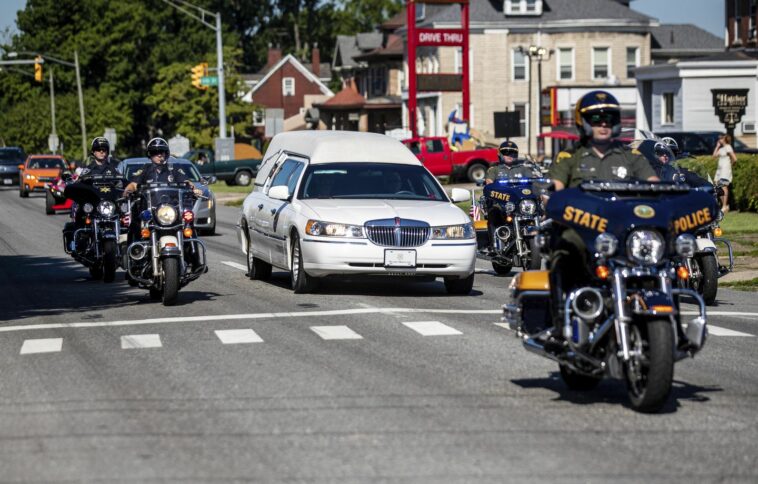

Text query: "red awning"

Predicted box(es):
[537, 131, 579, 140]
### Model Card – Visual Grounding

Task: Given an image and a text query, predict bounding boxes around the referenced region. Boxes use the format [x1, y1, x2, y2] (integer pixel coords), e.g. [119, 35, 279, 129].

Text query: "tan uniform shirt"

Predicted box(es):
[549, 143, 656, 188]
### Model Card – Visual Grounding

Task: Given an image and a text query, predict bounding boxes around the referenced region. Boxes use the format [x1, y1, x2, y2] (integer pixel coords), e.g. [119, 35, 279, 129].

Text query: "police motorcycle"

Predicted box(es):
[503, 180, 717, 412]
[62, 174, 130, 282]
[126, 181, 208, 306]
[474, 165, 547, 274]
[636, 136, 734, 305]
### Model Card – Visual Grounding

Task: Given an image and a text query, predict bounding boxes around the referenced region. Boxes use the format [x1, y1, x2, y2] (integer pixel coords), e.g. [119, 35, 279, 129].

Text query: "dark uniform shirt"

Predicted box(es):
[80, 156, 120, 177]
[486, 161, 538, 181]
[549, 142, 657, 188]
[129, 162, 190, 186]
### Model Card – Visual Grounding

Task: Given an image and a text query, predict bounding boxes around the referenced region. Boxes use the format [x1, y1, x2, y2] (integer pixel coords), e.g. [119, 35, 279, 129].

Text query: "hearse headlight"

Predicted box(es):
[675, 234, 697, 258]
[97, 200, 116, 217]
[594, 233, 618, 257]
[305, 220, 364, 237]
[431, 223, 475, 240]
[519, 199, 537, 216]
[156, 204, 178, 226]
[626, 229, 665, 266]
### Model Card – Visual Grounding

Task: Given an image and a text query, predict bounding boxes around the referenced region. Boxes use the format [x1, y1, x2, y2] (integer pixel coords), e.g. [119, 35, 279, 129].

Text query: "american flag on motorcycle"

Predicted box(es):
[469, 201, 481, 221]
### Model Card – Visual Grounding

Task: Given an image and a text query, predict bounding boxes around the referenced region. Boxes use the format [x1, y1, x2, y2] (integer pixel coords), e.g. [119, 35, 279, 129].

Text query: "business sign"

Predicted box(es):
[712, 89, 749, 129]
[417, 74, 463, 92]
[416, 29, 466, 47]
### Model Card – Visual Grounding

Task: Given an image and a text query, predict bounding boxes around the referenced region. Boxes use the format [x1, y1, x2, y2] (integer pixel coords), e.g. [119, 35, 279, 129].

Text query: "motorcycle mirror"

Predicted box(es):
[202, 176, 217, 185]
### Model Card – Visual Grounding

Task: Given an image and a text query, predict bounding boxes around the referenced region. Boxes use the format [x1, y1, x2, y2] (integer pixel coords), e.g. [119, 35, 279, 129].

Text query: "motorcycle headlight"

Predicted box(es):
[431, 223, 475, 240]
[519, 199, 537, 216]
[97, 200, 116, 217]
[626, 230, 665, 266]
[156, 204, 178, 226]
[675, 234, 697, 258]
[503, 202, 515, 213]
[594, 233, 618, 257]
[83, 203, 94, 214]
[305, 220, 364, 237]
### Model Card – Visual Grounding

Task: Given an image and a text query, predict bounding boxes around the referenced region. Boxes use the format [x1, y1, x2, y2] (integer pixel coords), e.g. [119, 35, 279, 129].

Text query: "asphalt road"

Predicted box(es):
[1, 186, 757, 483]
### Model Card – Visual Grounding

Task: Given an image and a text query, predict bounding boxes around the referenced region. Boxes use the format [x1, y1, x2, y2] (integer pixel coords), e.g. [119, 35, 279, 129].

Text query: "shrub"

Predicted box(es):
[677, 155, 758, 212]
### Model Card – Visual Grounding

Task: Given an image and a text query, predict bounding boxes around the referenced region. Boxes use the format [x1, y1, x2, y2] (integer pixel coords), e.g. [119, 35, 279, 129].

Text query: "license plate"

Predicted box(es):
[384, 249, 416, 268]
[3, 179, 11, 185]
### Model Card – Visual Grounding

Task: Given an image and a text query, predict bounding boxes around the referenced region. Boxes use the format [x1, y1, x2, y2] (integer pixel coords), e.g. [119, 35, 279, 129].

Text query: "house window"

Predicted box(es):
[514, 103, 527, 137]
[504, 0, 543, 15]
[592, 47, 610, 80]
[626, 47, 639, 78]
[525, 0, 538, 12]
[558, 48, 573, 80]
[662, 93, 675, 125]
[512, 49, 527, 81]
[252, 109, 265, 126]
[282, 77, 295, 96]
[370, 66, 387, 96]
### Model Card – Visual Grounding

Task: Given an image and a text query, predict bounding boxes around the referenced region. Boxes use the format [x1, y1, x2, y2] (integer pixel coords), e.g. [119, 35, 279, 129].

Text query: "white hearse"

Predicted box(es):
[237, 131, 477, 293]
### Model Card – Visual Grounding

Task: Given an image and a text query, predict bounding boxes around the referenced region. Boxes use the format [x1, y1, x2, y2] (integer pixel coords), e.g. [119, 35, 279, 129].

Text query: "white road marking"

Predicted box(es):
[121, 334, 162, 349]
[708, 325, 754, 337]
[493, 323, 512, 331]
[403, 321, 462, 336]
[682, 311, 758, 318]
[221, 261, 247, 272]
[20, 338, 63, 355]
[310, 325, 363, 340]
[215, 329, 263, 344]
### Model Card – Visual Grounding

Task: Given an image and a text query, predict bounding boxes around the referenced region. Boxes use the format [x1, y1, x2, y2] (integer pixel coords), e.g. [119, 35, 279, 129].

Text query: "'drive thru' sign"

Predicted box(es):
[416, 29, 466, 46]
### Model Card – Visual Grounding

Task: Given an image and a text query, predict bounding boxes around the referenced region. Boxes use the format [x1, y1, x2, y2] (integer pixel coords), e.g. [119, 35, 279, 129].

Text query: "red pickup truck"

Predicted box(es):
[403, 136, 499, 183]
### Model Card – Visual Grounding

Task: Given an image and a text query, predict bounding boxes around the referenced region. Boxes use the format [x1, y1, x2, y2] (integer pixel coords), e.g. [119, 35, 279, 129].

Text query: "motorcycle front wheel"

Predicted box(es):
[624, 319, 674, 413]
[162, 257, 180, 306]
[45, 191, 55, 215]
[492, 261, 512, 275]
[103, 240, 117, 283]
[696, 253, 719, 306]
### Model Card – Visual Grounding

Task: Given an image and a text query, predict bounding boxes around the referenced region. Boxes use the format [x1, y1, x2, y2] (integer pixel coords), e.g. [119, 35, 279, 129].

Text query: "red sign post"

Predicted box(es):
[406, 0, 470, 138]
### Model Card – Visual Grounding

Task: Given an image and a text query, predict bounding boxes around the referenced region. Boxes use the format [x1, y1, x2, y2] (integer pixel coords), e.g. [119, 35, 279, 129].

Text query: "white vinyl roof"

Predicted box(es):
[265, 131, 421, 165]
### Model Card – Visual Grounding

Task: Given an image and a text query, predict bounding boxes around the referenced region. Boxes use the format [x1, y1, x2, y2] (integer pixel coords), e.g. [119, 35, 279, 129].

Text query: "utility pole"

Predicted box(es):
[162, 0, 227, 138]
[49, 68, 57, 153]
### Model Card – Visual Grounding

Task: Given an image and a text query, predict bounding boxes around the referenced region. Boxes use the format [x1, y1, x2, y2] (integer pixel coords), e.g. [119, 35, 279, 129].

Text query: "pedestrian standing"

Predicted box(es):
[713, 133, 737, 212]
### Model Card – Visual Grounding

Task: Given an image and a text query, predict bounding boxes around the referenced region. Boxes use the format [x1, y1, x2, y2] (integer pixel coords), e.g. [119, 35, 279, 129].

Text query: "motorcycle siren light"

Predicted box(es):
[506, 216, 513, 223]
[83, 203, 94, 214]
[674, 234, 696, 258]
[183, 228, 193, 238]
[140, 209, 152, 221]
[713, 227, 723, 237]
[676, 266, 690, 281]
[85, 217, 92, 225]
[141, 228, 150, 239]
[182, 210, 194, 223]
[595, 265, 610, 280]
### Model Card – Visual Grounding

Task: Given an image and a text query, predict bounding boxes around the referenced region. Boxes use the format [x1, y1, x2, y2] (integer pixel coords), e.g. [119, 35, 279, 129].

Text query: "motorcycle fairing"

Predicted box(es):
[483, 179, 541, 211]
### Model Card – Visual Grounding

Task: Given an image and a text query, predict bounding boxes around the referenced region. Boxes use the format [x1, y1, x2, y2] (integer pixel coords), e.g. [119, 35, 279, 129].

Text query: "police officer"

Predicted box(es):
[123, 137, 194, 193]
[80, 137, 120, 177]
[648, 141, 710, 187]
[545, 91, 659, 352]
[484, 141, 536, 184]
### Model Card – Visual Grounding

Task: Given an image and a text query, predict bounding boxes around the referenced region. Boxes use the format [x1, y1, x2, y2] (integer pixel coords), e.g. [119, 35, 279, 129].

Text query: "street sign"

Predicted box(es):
[265, 108, 284, 138]
[201, 76, 219, 87]
[493, 112, 521, 139]
[417, 74, 463, 92]
[712, 89, 749, 131]
[214, 137, 234, 162]
[48, 134, 59, 153]
[168, 134, 190, 156]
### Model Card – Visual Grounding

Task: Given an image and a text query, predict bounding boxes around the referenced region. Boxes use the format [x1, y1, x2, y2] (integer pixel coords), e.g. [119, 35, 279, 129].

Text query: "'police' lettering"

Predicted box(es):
[563, 206, 608, 232]
[674, 208, 712, 233]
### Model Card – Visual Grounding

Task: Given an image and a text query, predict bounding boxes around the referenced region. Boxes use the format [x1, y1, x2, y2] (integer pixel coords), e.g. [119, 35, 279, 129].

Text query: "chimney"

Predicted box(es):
[311, 43, 321, 77]
[267, 43, 282, 68]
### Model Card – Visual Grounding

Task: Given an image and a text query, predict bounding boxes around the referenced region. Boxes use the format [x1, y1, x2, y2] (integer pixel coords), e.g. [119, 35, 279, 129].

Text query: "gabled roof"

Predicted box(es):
[651, 24, 724, 52]
[265, 131, 420, 165]
[354, 34, 404, 61]
[317, 83, 366, 110]
[246, 54, 333, 98]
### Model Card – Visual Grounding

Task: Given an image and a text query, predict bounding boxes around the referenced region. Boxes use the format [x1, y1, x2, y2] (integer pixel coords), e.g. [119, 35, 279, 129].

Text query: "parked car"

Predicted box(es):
[237, 131, 477, 294]
[0, 147, 27, 186]
[118, 157, 218, 235]
[183, 145, 262, 187]
[19, 155, 71, 198]
[402, 136, 499, 183]
[655, 131, 758, 156]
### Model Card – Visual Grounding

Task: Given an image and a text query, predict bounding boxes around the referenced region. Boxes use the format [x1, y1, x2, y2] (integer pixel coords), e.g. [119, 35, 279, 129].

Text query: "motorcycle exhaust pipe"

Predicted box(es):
[571, 287, 604, 322]
[495, 225, 511, 241]
[130, 244, 147, 261]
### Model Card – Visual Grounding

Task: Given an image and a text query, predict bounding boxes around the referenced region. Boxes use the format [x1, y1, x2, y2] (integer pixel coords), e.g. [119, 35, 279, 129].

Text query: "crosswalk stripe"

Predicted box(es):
[403, 321, 462, 336]
[121, 334, 163, 349]
[310, 325, 363, 340]
[20, 338, 63, 355]
[708, 325, 754, 337]
[221, 261, 247, 271]
[215, 329, 263, 344]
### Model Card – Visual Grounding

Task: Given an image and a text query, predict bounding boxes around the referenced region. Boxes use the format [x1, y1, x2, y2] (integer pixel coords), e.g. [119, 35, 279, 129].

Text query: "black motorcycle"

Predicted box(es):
[63, 175, 129, 282]
[475, 175, 546, 274]
[126, 182, 207, 306]
[503, 181, 716, 412]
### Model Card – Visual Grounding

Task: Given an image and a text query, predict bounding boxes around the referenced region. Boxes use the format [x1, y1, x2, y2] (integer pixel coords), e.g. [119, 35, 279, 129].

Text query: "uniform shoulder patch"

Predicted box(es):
[631, 148, 642, 155]
[555, 151, 572, 163]
[133, 169, 143, 176]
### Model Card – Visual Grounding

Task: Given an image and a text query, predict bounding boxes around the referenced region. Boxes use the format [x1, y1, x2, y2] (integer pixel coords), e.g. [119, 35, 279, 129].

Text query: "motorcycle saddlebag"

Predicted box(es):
[513, 271, 552, 335]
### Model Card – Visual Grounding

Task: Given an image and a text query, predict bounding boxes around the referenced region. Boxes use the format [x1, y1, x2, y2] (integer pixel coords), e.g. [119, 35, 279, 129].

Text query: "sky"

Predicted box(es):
[0, 0, 726, 41]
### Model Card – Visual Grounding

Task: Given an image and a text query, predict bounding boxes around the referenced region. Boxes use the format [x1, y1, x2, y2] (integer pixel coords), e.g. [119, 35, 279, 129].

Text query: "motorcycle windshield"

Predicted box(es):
[142, 185, 192, 212]
[64, 177, 127, 204]
[547, 182, 718, 252]
[484, 178, 548, 205]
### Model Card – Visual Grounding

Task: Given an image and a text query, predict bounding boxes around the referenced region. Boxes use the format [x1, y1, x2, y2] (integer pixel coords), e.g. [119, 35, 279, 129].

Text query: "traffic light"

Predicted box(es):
[34, 56, 43, 83]
[191, 62, 208, 90]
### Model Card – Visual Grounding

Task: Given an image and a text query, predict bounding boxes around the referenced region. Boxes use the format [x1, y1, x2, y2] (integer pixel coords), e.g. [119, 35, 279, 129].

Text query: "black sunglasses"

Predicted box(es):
[589, 113, 614, 126]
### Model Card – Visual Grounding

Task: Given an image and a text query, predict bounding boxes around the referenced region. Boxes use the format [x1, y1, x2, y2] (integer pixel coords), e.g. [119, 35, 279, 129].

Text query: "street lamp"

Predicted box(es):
[6, 49, 88, 159]
[161, 0, 228, 139]
[518, 45, 551, 157]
